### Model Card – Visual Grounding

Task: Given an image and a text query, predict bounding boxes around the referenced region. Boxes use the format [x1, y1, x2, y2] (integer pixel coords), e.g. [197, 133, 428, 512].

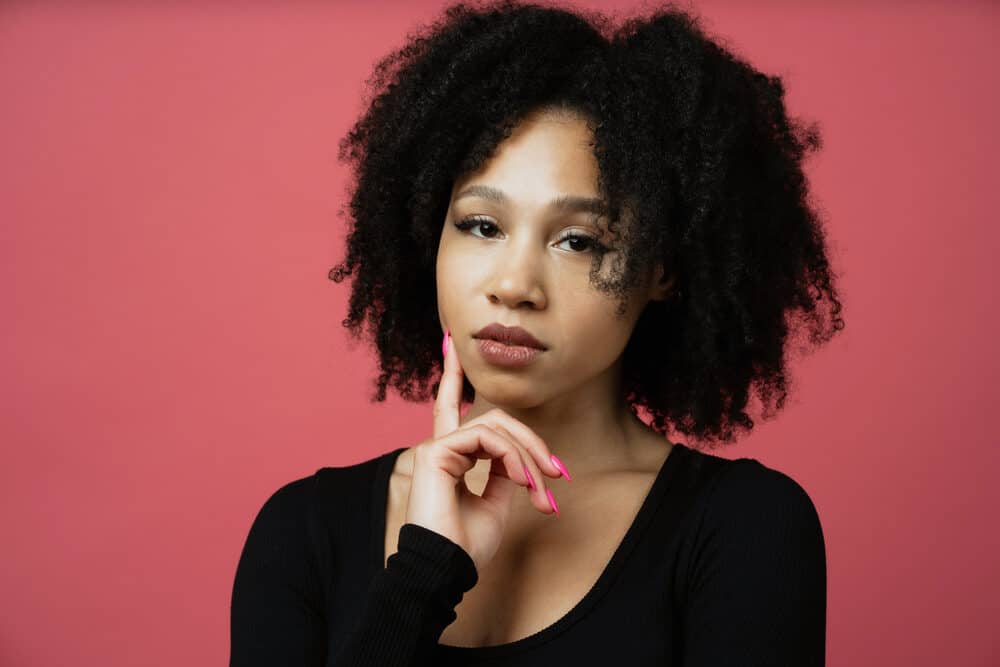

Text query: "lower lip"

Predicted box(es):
[475, 338, 545, 367]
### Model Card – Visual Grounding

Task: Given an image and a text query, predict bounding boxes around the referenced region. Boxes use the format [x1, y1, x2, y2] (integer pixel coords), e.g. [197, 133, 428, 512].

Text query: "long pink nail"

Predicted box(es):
[442, 329, 450, 358]
[550, 454, 572, 482]
[545, 488, 560, 516]
[523, 465, 535, 491]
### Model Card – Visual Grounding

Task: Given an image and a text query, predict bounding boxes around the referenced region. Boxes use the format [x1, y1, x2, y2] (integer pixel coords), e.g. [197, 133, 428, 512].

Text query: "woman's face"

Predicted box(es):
[436, 108, 671, 410]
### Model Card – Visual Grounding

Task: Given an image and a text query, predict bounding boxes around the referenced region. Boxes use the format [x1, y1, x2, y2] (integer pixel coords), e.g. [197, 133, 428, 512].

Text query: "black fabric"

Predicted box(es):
[230, 443, 826, 666]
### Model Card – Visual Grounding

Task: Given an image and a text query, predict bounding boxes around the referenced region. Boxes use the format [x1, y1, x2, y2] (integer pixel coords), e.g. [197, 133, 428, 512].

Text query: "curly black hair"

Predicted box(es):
[328, 0, 845, 449]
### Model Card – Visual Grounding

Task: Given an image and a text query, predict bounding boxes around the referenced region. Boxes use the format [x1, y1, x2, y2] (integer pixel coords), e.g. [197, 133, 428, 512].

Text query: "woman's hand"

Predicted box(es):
[403, 329, 569, 573]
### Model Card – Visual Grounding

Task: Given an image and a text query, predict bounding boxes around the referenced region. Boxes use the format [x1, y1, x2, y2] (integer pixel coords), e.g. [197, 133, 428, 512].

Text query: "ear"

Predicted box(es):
[648, 263, 676, 302]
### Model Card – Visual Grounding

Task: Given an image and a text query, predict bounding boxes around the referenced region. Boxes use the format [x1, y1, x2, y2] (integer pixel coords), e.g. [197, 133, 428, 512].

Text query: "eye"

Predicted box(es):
[453, 216, 608, 254]
[453, 215, 500, 239]
[554, 233, 605, 254]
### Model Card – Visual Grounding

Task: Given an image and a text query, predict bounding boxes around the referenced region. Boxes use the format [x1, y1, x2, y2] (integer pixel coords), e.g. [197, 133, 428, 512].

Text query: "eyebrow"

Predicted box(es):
[453, 184, 608, 216]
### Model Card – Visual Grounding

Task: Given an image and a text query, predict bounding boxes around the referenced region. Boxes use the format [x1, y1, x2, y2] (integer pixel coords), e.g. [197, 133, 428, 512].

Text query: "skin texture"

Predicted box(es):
[436, 106, 675, 485]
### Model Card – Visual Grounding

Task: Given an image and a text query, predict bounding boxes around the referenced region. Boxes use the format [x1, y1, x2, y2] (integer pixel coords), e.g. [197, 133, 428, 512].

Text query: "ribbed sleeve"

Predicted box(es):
[679, 460, 827, 666]
[328, 523, 479, 665]
[230, 476, 327, 667]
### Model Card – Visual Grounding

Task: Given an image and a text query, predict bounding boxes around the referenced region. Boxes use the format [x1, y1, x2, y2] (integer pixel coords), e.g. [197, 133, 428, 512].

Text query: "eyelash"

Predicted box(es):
[453, 216, 609, 254]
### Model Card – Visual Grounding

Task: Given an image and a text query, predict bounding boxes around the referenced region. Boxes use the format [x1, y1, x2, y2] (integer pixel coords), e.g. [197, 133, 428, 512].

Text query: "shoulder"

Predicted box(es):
[686, 454, 826, 573]
[312, 447, 406, 513]
[674, 454, 828, 662]
[243, 449, 402, 545]
[238, 473, 320, 563]
[705, 457, 822, 525]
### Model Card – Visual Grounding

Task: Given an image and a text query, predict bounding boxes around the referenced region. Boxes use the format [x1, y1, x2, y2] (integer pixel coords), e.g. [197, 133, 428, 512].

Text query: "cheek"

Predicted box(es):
[437, 241, 494, 295]
[436, 250, 481, 321]
[559, 300, 631, 359]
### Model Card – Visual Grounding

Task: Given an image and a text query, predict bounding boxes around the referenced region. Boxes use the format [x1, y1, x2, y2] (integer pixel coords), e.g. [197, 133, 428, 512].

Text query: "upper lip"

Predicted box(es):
[473, 323, 547, 350]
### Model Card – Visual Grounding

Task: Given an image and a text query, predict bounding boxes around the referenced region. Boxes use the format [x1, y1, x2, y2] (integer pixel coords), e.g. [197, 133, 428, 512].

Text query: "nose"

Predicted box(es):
[485, 237, 547, 309]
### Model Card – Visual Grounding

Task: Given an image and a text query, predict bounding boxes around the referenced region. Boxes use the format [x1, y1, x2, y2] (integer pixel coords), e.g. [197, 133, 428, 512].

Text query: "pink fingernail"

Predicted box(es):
[442, 329, 450, 358]
[545, 488, 560, 516]
[523, 465, 535, 491]
[550, 454, 572, 482]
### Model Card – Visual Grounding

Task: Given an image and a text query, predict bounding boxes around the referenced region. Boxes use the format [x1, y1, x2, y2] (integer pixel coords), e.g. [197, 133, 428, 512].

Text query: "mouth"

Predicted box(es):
[472, 322, 547, 350]
[474, 338, 545, 368]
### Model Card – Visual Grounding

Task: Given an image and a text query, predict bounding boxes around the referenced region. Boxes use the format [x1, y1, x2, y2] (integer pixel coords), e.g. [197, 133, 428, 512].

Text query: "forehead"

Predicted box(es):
[451, 110, 600, 203]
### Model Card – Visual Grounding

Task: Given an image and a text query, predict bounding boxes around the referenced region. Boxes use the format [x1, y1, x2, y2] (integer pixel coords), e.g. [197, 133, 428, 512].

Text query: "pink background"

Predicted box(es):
[2, 1, 997, 665]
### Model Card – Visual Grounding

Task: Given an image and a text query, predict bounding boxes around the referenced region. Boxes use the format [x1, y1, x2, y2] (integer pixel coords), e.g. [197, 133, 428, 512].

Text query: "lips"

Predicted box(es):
[473, 322, 547, 350]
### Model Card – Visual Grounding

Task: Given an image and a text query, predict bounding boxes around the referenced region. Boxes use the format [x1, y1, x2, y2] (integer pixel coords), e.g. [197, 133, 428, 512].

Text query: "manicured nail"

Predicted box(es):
[523, 465, 535, 491]
[442, 329, 450, 358]
[545, 488, 560, 516]
[550, 454, 572, 482]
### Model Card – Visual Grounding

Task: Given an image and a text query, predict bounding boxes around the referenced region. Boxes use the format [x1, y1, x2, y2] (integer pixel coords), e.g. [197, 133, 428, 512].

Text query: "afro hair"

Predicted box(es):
[328, 0, 845, 449]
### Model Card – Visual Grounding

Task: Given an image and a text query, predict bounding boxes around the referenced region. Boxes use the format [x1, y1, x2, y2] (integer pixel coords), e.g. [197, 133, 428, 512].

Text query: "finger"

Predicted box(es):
[483, 422, 557, 515]
[441, 424, 556, 516]
[473, 408, 565, 480]
[478, 456, 517, 518]
[433, 329, 463, 439]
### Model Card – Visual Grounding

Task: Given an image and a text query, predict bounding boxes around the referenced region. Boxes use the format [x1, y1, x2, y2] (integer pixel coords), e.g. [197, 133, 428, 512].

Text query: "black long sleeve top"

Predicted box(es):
[230, 442, 826, 666]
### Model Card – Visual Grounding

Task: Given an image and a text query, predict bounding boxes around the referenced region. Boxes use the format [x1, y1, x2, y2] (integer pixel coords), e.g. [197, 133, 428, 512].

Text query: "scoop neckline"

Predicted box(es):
[371, 441, 689, 660]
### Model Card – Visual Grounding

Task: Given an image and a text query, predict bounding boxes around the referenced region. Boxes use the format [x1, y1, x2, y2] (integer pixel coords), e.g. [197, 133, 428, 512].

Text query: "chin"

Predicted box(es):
[469, 380, 547, 410]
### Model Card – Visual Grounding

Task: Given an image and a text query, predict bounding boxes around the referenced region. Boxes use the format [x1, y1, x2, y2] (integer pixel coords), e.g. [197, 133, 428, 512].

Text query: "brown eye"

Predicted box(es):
[453, 216, 610, 255]
[453, 216, 499, 238]
[555, 233, 602, 253]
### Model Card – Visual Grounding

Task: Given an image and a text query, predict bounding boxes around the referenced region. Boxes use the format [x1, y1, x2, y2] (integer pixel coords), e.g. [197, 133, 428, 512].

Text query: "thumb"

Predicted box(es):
[478, 457, 517, 516]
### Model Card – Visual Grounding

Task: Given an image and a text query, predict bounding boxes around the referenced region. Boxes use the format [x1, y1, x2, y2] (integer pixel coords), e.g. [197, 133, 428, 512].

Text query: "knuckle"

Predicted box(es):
[494, 424, 517, 444]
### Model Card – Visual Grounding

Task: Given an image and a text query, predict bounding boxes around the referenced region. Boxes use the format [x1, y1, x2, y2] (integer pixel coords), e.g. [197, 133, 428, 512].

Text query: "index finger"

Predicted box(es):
[433, 329, 463, 438]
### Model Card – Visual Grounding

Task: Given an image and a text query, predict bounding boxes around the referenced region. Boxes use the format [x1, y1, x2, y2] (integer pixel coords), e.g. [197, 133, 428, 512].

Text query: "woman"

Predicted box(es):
[230, 1, 844, 665]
